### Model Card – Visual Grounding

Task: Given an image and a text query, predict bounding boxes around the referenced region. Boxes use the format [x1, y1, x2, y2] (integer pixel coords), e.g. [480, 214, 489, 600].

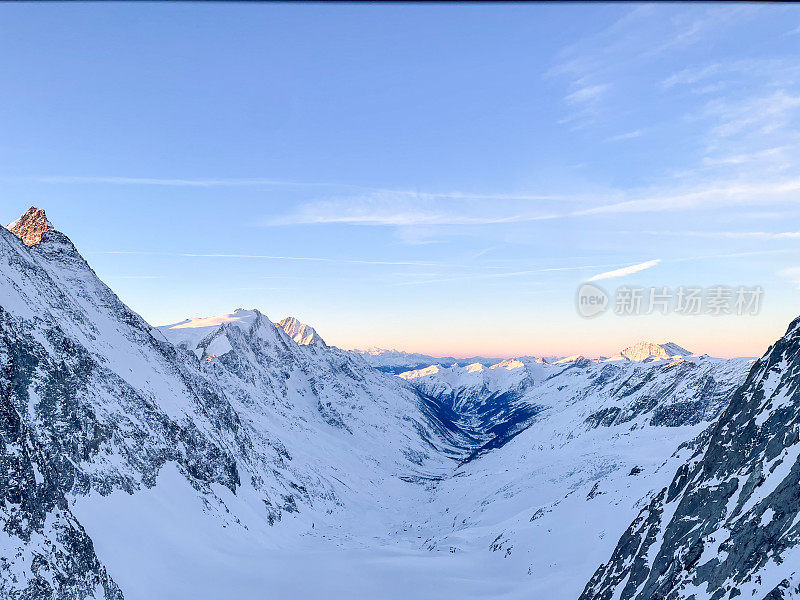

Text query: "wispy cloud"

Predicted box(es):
[660, 58, 800, 90]
[702, 146, 788, 166]
[587, 259, 661, 281]
[572, 177, 800, 216]
[606, 129, 643, 142]
[549, 5, 756, 129]
[565, 84, 609, 105]
[99, 250, 445, 267]
[472, 247, 495, 259]
[558, 83, 610, 127]
[95, 250, 515, 270]
[265, 194, 563, 227]
[706, 91, 800, 141]
[672, 248, 799, 262]
[263, 174, 800, 230]
[396, 262, 629, 286]
[104, 275, 165, 280]
[5, 174, 580, 203]
[7, 175, 329, 188]
[269, 210, 559, 227]
[180, 253, 448, 266]
[637, 230, 800, 240]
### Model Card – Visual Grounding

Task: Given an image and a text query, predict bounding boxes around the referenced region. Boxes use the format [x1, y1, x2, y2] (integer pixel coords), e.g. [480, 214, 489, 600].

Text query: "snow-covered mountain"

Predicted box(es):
[351, 347, 503, 374]
[606, 340, 692, 362]
[2, 207, 793, 600]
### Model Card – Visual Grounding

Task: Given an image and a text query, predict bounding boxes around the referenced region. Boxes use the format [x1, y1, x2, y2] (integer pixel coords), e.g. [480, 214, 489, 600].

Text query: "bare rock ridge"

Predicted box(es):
[6, 206, 53, 246]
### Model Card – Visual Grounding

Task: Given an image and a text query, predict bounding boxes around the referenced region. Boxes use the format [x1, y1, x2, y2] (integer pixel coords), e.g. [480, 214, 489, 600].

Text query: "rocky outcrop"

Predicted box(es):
[6, 207, 53, 246]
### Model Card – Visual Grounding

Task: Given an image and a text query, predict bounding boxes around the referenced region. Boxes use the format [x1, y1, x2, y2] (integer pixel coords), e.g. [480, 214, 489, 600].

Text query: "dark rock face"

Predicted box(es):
[0, 221, 252, 599]
[581, 360, 737, 428]
[580, 317, 800, 600]
[0, 367, 123, 600]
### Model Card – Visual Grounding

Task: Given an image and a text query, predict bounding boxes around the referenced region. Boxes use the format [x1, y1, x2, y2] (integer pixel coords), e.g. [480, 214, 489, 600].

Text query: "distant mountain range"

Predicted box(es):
[353, 341, 698, 375]
[350, 347, 505, 374]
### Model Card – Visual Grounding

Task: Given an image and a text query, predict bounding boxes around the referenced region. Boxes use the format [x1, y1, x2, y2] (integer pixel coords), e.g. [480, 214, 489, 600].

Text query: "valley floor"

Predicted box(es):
[72, 419, 702, 600]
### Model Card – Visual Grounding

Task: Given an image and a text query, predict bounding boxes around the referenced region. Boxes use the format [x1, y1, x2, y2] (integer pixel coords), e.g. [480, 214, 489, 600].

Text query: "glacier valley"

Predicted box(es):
[2, 208, 799, 600]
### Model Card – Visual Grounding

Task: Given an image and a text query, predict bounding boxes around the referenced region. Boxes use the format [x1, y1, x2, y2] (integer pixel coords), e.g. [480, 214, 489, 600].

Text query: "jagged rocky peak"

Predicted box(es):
[278, 316, 326, 347]
[489, 358, 524, 370]
[609, 340, 691, 362]
[6, 206, 53, 246]
[553, 354, 586, 364]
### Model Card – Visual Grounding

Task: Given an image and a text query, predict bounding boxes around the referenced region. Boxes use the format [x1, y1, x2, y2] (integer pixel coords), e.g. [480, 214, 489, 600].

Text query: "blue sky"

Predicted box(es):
[2, 3, 800, 357]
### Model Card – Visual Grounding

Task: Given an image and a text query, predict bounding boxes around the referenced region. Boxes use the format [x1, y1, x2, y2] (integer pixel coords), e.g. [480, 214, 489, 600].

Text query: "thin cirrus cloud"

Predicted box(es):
[548, 5, 755, 126]
[565, 83, 610, 105]
[266, 175, 800, 229]
[264, 196, 564, 227]
[606, 129, 643, 142]
[103, 275, 166, 280]
[8, 175, 329, 188]
[98, 250, 446, 267]
[97, 250, 514, 270]
[268, 210, 558, 227]
[571, 177, 800, 216]
[7, 174, 577, 203]
[24, 172, 800, 227]
[637, 230, 800, 240]
[396, 262, 632, 287]
[587, 259, 661, 281]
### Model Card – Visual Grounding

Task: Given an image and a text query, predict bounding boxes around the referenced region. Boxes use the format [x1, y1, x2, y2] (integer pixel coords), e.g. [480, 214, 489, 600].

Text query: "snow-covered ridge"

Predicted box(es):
[157, 310, 327, 352]
[606, 340, 691, 362]
[355, 341, 699, 376]
[398, 343, 699, 382]
[157, 308, 259, 351]
[278, 316, 326, 347]
[351, 347, 503, 374]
